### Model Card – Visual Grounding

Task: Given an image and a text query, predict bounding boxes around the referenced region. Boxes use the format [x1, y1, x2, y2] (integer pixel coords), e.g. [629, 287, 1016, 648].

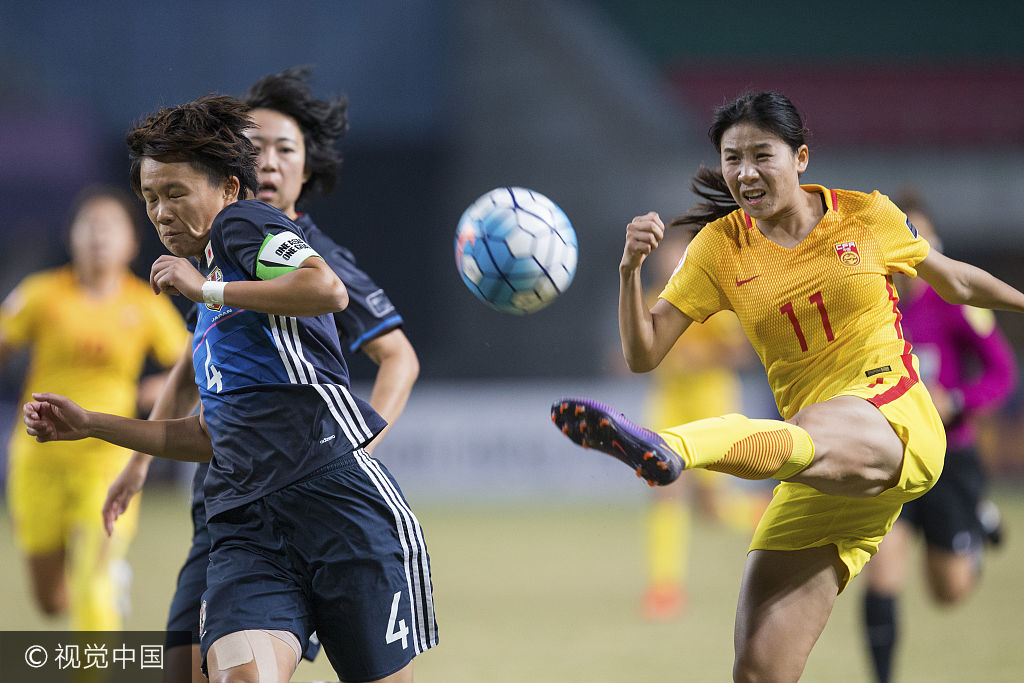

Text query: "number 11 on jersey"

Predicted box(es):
[781, 291, 835, 352]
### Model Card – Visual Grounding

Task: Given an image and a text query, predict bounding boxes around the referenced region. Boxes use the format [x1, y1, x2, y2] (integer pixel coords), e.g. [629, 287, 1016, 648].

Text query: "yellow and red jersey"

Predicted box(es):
[660, 185, 929, 419]
[2, 266, 187, 462]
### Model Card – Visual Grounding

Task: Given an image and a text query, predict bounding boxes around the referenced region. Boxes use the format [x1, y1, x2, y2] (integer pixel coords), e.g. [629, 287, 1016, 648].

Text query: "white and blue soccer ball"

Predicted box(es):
[454, 187, 578, 315]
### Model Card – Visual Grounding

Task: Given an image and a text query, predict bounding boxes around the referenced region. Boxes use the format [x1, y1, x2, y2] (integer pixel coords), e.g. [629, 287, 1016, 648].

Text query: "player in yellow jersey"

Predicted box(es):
[640, 226, 766, 619]
[551, 91, 1024, 681]
[1, 186, 188, 630]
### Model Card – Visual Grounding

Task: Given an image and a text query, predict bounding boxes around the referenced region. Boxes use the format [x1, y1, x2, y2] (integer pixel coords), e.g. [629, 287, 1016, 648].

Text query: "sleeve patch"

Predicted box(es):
[366, 289, 396, 318]
[256, 230, 321, 280]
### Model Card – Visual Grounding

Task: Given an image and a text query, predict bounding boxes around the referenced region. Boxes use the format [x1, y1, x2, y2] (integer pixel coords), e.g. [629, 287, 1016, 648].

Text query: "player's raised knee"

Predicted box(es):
[208, 630, 299, 683]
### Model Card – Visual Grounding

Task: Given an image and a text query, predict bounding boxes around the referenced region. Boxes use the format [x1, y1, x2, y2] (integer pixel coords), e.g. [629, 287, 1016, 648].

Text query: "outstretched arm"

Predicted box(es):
[619, 212, 693, 372]
[102, 345, 200, 535]
[916, 250, 1024, 313]
[358, 328, 419, 453]
[24, 392, 212, 463]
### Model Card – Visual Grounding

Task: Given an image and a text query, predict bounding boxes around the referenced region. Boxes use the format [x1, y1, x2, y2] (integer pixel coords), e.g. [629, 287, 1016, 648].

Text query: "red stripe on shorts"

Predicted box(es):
[868, 353, 918, 408]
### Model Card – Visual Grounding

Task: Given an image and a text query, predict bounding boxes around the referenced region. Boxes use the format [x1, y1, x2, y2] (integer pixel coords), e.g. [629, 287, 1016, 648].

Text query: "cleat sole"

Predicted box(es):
[550, 397, 682, 486]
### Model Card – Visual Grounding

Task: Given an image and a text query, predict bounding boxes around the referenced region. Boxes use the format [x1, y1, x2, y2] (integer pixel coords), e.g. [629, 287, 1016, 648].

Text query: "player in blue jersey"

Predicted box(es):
[99, 67, 420, 682]
[24, 94, 436, 683]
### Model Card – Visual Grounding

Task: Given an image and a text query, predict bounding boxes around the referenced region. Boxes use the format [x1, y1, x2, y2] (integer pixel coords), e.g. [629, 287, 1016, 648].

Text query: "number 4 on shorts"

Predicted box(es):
[386, 591, 409, 649]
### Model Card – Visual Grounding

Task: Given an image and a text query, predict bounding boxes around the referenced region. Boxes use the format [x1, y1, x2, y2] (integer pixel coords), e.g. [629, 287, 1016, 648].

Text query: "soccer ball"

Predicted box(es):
[454, 187, 578, 314]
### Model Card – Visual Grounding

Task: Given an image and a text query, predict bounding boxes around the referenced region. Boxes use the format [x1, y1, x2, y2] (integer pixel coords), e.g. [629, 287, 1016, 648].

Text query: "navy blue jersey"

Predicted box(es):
[295, 214, 404, 352]
[183, 307, 208, 507]
[192, 200, 386, 519]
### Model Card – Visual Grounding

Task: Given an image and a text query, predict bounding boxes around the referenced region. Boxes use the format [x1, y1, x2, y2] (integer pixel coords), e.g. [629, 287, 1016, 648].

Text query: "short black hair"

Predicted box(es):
[126, 94, 259, 199]
[241, 66, 349, 206]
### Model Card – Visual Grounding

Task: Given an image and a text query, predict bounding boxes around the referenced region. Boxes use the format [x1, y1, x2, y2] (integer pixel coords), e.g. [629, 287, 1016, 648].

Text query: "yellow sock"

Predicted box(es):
[658, 414, 814, 481]
[69, 526, 128, 631]
[647, 498, 690, 587]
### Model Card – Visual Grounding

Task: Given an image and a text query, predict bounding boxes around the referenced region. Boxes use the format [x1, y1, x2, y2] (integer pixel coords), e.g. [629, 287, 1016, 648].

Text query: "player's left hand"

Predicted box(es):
[23, 392, 90, 442]
[150, 255, 206, 302]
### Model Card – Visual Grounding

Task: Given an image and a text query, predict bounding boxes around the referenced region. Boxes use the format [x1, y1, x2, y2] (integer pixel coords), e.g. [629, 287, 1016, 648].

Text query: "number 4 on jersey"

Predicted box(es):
[204, 339, 223, 393]
[386, 591, 409, 649]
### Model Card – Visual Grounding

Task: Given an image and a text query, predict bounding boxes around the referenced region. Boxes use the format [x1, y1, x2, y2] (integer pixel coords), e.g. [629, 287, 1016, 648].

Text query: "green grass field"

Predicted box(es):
[3, 485, 1023, 682]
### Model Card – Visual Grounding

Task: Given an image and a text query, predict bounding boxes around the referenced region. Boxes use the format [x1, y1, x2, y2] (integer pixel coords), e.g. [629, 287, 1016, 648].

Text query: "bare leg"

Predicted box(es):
[371, 661, 413, 682]
[734, 546, 843, 682]
[864, 521, 911, 594]
[789, 397, 906, 497]
[165, 644, 205, 683]
[207, 631, 297, 683]
[27, 549, 68, 617]
[924, 547, 977, 604]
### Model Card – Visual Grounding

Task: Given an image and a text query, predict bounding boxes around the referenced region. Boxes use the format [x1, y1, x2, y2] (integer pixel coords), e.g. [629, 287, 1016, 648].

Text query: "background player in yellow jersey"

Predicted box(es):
[1, 186, 188, 629]
[552, 91, 1024, 681]
[640, 226, 766, 619]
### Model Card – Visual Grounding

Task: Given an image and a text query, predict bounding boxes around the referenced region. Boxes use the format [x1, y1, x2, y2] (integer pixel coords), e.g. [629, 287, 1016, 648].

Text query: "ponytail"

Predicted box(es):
[670, 165, 738, 230]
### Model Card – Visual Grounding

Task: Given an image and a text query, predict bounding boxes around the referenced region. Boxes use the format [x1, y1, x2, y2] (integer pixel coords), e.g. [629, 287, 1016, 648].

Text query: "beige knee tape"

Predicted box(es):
[211, 629, 296, 679]
[264, 629, 302, 668]
[210, 631, 259, 670]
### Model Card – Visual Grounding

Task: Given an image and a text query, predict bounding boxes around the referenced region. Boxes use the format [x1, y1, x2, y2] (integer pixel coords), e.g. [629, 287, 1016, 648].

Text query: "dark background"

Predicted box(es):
[3, 0, 1023, 387]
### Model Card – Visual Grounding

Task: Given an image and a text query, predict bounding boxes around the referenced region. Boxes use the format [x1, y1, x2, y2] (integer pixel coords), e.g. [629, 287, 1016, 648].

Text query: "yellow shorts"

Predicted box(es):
[749, 375, 946, 591]
[6, 436, 140, 555]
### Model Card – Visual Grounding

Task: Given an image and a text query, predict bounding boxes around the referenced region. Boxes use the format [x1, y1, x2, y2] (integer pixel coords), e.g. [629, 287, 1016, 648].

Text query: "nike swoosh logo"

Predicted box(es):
[735, 275, 760, 287]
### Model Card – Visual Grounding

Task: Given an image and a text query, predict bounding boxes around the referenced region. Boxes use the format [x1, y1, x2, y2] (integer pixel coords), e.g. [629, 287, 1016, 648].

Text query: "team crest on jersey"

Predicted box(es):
[835, 241, 861, 266]
[206, 267, 224, 311]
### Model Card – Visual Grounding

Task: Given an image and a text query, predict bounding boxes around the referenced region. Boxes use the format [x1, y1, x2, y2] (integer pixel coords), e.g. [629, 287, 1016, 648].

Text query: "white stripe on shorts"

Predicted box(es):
[354, 449, 437, 653]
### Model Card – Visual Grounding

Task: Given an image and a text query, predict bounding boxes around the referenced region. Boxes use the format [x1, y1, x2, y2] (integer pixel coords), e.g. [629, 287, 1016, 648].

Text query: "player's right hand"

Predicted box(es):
[150, 254, 205, 301]
[23, 392, 90, 443]
[621, 212, 664, 271]
[102, 457, 149, 536]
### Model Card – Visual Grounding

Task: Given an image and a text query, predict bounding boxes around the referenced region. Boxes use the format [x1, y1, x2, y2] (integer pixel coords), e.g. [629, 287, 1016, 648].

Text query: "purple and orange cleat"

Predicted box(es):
[550, 397, 683, 486]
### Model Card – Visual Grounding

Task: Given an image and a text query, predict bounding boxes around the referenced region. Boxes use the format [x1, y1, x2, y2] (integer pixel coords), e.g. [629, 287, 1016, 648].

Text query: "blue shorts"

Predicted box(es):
[165, 466, 323, 661]
[165, 494, 210, 649]
[199, 451, 437, 681]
